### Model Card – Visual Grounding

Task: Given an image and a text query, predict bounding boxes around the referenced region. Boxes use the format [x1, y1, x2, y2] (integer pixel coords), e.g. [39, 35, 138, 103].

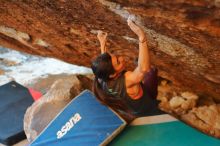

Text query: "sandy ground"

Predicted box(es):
[0, 47, 92, 145]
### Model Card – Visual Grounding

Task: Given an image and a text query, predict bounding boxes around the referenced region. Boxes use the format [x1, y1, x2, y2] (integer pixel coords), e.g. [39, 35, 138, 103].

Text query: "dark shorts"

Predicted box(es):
[136, 67, 165, 117]
[142, 67, 158, 99]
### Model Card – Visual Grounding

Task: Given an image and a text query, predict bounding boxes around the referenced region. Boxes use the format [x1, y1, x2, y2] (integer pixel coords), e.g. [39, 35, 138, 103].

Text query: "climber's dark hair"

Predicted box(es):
[91, 52, 136, 123]
[91, 53, 115, 81]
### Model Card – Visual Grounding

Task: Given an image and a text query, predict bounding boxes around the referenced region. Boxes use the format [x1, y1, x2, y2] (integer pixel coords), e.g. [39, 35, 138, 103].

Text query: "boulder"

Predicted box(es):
[169, 96, 185, 109]
[157, 79, 220, 138]
[181, 104, 220, 138]
[24, 74, 93, 142]
[158, 80, 198, 114]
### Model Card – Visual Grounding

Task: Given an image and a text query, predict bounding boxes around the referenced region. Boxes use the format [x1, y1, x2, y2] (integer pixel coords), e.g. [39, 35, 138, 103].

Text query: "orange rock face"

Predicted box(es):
[0, 0, 219, 100]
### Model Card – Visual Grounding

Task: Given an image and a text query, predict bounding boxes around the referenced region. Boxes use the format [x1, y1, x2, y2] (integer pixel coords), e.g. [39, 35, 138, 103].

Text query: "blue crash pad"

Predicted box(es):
[30, 90, 126, 146]
[0, 81, 34, 145]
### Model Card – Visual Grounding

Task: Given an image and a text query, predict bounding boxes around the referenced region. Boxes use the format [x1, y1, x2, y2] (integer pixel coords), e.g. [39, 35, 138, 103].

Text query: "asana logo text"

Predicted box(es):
[56, 113, 82, 139]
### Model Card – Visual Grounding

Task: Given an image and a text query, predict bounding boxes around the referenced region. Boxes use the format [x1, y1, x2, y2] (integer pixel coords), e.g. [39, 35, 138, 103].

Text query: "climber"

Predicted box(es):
[91, 17, 161, 123]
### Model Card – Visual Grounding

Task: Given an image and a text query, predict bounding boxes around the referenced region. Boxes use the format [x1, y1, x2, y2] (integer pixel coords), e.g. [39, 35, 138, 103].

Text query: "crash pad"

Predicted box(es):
[109, 114, 220, 146]
[30, 90, 126, 146]
[0, 81, 37, 145]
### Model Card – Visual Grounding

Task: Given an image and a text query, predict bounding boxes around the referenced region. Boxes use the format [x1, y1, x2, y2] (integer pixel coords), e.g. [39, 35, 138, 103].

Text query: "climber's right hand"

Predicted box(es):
[127, 17, 146, 42]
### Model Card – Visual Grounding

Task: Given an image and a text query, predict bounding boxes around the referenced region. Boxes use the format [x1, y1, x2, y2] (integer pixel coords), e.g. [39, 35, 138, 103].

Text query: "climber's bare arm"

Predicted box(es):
[97, 31, 108, 54]
[126, 18, 151, 87]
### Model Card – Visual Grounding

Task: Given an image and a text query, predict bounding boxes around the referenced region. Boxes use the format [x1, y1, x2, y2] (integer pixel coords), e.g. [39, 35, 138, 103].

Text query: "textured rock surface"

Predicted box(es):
[24, 74, 93, 142]
[157, 79, 220, 138]
[0, 0, 219, 101]
[181, 104, 220, 137]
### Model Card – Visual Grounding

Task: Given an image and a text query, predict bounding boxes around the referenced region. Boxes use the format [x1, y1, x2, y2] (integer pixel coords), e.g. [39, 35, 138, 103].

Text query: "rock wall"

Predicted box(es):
[0, 0, 219, 100]
[157, 79, 220, 138]
[24, 74, 93, 142]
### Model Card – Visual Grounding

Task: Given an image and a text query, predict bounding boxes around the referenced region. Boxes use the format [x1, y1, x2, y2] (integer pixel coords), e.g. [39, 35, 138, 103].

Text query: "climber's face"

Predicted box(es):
[110, 54, 125, 74]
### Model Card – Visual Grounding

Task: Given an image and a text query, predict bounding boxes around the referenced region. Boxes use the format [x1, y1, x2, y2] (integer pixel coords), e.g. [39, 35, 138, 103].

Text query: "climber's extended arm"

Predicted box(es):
[126, 18, 151, 87]
[97, 31, 108, 54]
